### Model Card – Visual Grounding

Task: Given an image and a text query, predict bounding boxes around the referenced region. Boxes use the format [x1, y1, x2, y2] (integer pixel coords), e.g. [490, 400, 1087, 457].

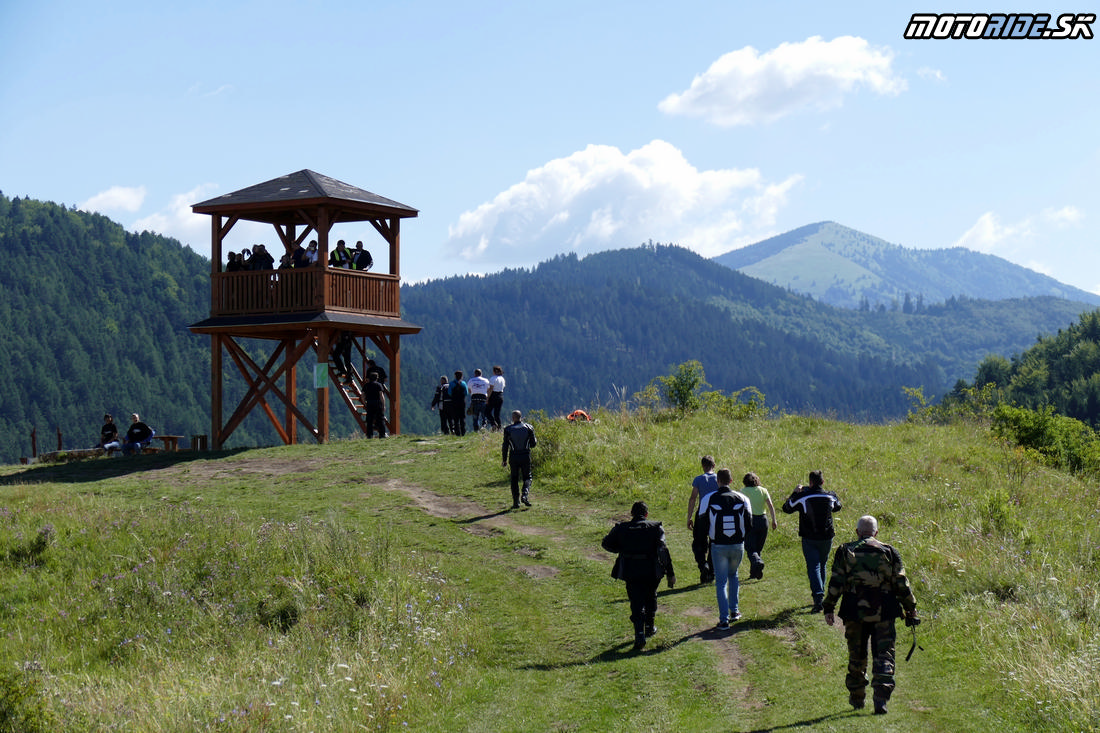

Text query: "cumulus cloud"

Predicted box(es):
[954, 212, 1030, 254]
[124, 183, 327, 261]
[1042, 205, 1083, 227]
[445, 140, 802, 267]
[131, 184, 218, 249]
[658, 36, 906, 126]
[79, 185, 146, 214]
[955, 206, 1084, 255]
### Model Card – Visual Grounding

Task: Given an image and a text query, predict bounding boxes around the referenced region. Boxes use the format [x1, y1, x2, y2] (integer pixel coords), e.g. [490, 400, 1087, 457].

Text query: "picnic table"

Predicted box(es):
[153, 435, 184, 452]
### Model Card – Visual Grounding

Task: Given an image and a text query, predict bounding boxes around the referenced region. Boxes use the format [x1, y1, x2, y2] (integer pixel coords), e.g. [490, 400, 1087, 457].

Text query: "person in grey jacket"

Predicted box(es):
[501, 410, 536, 508]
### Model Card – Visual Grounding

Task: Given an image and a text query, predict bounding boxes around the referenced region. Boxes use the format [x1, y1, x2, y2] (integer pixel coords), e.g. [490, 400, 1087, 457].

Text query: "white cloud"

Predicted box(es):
[955, 206, 1084, 255]
[954, 212, 1032, 254]
[446, 140, 802, 267]
[187, 82, 235, 98]
[917, 66, 946, 83]
[78, 185, 146, 214]
[658, 36, 906, 127]
[131, 184, 218, 250]
[1042, 205, 1083, 227]
[131, 183, 274, 260]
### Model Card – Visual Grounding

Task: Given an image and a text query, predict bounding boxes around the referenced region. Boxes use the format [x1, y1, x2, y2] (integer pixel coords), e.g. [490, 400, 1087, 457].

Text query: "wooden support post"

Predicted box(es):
[212, 334, 223, 450]
[316, 329, 331, 444]
[285, 338, 297, 444]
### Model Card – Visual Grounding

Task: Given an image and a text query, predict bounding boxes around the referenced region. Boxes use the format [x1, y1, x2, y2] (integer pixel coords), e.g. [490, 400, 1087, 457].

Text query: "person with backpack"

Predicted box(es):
[448, 370, 468, 436]
[782, 469, 843, 613]
[700, 468, 753, 628]
[823, 515, 920, 715]
[601, 501, 676, 651]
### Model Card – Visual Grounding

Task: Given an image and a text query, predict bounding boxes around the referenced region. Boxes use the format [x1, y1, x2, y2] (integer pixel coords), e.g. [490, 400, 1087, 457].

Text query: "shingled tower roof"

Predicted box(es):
[192, 169, 418, 225]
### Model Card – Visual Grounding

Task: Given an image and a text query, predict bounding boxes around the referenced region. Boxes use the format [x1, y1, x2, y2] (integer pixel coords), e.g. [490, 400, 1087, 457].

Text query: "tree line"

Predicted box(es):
[0, 193, 1095, 462]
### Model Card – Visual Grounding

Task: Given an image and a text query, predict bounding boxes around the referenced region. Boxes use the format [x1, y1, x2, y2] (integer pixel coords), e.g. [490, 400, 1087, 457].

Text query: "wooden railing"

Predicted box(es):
[211, 269, 400, 317]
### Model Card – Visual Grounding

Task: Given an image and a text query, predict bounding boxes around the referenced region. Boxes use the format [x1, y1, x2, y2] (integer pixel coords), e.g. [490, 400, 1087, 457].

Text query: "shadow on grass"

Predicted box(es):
[517, 606, 807, 671]
[0, 449, 250, 486]
[737, 709, 858, 732]
[455, 508, 514, 524]
[516, 638, 657, 669]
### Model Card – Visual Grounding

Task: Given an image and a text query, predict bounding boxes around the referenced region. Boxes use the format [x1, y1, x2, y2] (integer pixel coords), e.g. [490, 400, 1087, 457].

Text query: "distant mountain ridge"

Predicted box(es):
[2, 193, 1098, 464]
[713, 222, 1100, 310]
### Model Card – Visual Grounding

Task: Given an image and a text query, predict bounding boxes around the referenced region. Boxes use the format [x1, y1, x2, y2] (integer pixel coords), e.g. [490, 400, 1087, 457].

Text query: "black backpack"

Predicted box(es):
[708, 491, 749, 543]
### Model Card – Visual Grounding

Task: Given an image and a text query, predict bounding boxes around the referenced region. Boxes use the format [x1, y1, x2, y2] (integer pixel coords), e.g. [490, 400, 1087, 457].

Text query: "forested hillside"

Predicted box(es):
[0, 194, 210, 461]
[1, 194, 1095, 463]
[395, 245, 1095, 435]
[963, 309, 1100, 427]
[0, 194, 308, 463]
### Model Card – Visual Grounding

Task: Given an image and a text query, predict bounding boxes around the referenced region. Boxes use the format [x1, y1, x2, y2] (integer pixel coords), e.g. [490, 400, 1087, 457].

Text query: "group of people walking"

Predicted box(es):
[430, 366, 505, 435]
[601, 458, 920, 714]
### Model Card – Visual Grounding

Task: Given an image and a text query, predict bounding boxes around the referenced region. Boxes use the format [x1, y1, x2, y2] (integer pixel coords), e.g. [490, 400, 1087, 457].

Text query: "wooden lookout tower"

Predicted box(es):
[188, 170, 421, 449]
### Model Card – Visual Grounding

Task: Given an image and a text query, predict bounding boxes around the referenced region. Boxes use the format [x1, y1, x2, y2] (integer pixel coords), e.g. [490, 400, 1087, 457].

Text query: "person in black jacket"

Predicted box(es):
[332, 331, 354, 383]
[601, 501, 676, 651]
[501, 410, 536, 508]
[121, 413, 154, 456]
[97, 413, 119, 450]
[429, 376, 450, 434]
[362, 371, 386, 439]
[782, 469, 842, 613]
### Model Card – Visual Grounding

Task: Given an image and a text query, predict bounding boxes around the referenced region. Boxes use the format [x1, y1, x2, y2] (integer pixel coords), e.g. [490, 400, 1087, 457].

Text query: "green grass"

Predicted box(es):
[0, 411, 1097, 731]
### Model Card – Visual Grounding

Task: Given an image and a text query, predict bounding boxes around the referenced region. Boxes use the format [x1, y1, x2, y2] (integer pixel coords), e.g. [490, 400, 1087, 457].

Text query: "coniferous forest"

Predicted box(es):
[0, 192, 1096, 463]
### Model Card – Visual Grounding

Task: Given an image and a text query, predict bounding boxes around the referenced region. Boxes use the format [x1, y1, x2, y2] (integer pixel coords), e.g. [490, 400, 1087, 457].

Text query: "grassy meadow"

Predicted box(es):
[0, 408, 1097, 731]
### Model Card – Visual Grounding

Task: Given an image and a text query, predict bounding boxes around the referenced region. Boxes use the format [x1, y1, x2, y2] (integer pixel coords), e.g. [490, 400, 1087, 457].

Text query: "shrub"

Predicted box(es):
[0, 669, 57, 732]
[991, 404, 1100, 474]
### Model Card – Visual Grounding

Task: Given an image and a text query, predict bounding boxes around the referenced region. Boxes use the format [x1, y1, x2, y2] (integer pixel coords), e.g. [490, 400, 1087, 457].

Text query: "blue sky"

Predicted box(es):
[2, 2, 1097, 290]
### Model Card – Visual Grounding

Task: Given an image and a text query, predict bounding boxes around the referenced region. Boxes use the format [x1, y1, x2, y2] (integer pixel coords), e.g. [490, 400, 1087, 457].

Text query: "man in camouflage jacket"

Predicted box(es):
[823, 515, 919, 715]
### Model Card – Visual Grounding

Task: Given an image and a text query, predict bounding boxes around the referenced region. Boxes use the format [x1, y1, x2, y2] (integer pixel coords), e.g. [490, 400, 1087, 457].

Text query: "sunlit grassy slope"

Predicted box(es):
[0, 409, 1095, 731]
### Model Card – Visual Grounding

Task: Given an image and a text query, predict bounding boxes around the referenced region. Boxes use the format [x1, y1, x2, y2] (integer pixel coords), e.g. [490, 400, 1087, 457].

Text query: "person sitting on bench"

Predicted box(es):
[122, 413, 155, 455]
[99, 413, 122, 453]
